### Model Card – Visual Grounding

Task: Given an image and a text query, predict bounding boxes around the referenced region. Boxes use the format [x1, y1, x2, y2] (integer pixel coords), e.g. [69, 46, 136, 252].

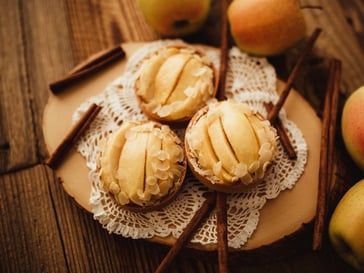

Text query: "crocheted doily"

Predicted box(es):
[73, 40, 307, 249]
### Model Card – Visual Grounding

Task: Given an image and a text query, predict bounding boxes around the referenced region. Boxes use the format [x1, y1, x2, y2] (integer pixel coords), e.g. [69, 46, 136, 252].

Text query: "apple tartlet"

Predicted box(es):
[100, 120, 187, 211]
[135, 46, 217, 124]
[185, 100, 278, 193]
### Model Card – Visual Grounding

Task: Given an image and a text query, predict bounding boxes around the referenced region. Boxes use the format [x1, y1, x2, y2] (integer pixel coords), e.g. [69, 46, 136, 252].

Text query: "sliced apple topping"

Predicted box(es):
[135, 46, 216, 122]
[100, 121, 186, 207]
[186, 100, 278, 186]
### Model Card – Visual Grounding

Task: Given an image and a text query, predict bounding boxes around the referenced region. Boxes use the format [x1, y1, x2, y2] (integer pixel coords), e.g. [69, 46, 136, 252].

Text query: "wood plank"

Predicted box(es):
[20, 0, 76, 162]
[64, 0, 158, 63]
[338, 0, 364, 53]
[301, 0, 364, 96]
[0, 165, 67, 272]
[0, 0, 77, 172]
[63, 0, 109, 61]
[0, 0, 37, 172]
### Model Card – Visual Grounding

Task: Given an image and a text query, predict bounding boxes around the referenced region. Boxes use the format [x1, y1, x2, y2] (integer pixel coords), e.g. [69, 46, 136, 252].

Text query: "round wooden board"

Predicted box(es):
[42, 42, 321, 254]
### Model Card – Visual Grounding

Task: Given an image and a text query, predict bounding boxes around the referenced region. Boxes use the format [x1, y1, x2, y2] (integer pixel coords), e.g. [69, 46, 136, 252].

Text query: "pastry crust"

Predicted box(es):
[135, 46, 218, 125]
[185, 100, 278, 193]
[100, 120, 187, 211]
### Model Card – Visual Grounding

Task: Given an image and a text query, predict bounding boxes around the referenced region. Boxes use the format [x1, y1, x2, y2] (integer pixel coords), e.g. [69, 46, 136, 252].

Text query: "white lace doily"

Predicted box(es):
[73, 40, 307, 249]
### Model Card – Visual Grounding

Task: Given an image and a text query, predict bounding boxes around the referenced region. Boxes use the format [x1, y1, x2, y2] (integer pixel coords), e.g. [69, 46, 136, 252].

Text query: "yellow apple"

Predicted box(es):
[137, 0, 211, 37]
[227, 0, 306, 56]
[329, 179, 364, 273]
[341, 86, 364, 171]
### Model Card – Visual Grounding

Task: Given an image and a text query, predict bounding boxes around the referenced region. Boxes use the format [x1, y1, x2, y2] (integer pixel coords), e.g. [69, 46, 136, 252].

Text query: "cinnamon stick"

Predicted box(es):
[265, 103, 297, 159]
[216, 192, 229, 273]
[275, 117, 297, 159]
[215, 1, 231, 272]
[268, 28, 322, 123]
[217, 0, 230, 101]
[46, 103, 102, 169]
[327, 60, 341, 190]
[312, 59, 341, 251]
[154, 192, 216, 273]
[49, 45, 125, 94]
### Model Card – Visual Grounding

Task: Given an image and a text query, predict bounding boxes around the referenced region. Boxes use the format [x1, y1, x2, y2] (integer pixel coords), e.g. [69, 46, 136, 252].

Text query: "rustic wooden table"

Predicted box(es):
[1, 0, 364, 272]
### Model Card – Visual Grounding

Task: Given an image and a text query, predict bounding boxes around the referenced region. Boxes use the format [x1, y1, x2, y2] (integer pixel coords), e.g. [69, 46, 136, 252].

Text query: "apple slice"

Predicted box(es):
[166, 87, 204, 120]
[154, 53, 192, 104]
[100, 122, 135, 194]
[137, 48, 179, 101]
[117, 130, 149, 205]
[166, 57, 204, 103]
[191, 116, 234, 182]
[219, 102, 259, 165]
[207, 116, 240, 176]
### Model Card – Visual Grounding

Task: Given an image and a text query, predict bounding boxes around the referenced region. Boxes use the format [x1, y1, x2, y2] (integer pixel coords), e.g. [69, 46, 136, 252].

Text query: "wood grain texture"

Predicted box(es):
[300, 0, 364, 95]
[21, 0, 76, 162]
[0, 165, 67, 273]
[0, 0, 37, 172]
[0, 0, 363, 272]
[64, 0, 158, 62]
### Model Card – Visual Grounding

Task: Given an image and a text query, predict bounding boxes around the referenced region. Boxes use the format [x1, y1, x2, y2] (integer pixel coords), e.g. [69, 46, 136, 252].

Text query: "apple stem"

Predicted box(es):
[172, 20, 189, 29]
[299, 5, 323, 10]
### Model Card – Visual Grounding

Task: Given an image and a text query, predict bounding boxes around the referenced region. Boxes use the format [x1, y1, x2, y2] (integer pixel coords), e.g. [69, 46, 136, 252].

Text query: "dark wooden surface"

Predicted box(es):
[1, 0, 364, 272]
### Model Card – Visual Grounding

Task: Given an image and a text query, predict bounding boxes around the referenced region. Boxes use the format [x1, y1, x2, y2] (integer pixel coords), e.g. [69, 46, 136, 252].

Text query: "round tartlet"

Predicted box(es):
[134, 46, 218, 125]
[185, 100, 278, 193]
[100, 120, 187, 212]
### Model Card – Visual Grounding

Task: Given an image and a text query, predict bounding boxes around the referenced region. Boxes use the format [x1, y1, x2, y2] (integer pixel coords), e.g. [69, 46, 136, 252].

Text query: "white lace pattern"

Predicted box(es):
[73, 40, 307, 249]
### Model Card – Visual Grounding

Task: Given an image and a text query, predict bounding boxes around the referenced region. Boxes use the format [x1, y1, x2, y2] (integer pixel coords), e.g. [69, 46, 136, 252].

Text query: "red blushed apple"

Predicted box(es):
[341, 86, 364, 171]
[227, 0, 306, 56]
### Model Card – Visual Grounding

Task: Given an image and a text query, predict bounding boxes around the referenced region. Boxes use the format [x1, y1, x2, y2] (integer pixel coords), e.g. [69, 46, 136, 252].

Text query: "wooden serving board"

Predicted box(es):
[42, 42, 321, 254]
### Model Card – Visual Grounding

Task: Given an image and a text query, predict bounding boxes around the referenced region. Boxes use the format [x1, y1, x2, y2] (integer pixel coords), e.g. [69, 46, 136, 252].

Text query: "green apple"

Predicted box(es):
[137, 0, 211, 37]
[329, 179, 364, 273]
[227, 0, 306, 56]
[341, 86, 364, 171]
